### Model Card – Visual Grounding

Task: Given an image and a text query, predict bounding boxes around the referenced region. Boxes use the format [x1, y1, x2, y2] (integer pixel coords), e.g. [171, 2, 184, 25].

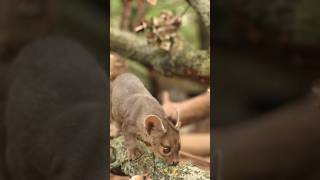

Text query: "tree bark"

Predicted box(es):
[181, 133, 210, 156]
[110, 27, 210, 83]
[162, 90, 210, 126]
[186, 0, 210, 32]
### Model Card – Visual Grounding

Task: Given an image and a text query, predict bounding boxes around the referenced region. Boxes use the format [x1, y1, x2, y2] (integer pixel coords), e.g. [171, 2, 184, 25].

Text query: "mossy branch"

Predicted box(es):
[110, 136, 210, 180]
[110, 27, 210, 84]
[186, 0, 210, 31]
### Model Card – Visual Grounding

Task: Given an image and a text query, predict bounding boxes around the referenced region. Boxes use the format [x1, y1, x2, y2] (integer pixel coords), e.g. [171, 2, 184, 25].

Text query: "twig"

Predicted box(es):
[120, 0, 132, 30]
[161, 90, 210, 126]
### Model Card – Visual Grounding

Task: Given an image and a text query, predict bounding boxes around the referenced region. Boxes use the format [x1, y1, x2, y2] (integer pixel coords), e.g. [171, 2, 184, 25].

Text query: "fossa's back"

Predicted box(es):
[111, 73, 166, 129]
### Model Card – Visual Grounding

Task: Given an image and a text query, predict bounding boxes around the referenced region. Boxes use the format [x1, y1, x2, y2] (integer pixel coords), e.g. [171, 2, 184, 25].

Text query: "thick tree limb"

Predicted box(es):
[181, 133, 210, 156]
[180, 151, 210, 167]
[110, 27, 210, 83]
[186, 0, 210, 31]
[110, 136, 210, 180]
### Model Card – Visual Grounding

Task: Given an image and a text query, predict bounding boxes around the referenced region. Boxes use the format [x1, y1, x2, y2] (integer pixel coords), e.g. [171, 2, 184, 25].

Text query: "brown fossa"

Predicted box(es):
[111, 73, 181, 165]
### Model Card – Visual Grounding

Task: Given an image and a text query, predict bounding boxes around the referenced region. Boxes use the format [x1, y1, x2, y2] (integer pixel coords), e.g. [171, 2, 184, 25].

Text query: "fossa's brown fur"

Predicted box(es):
[111, 73, 180, 165]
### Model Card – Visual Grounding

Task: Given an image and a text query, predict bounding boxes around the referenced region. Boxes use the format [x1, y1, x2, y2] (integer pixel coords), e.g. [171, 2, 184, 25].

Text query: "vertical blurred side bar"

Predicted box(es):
[0, 1, 56, 179]
[210, 0, 216, 179]
[106, 0, 111, 178]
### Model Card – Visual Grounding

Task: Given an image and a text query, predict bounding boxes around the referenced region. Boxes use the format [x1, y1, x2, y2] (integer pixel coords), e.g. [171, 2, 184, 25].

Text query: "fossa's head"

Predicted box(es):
[144, 114, 181, 165]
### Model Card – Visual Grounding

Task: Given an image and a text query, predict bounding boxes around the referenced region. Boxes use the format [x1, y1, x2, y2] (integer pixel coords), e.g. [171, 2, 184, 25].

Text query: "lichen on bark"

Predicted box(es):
[186, 0, 210, 31]
[110, 27, 210, 83]
[110, 136, 210, 180]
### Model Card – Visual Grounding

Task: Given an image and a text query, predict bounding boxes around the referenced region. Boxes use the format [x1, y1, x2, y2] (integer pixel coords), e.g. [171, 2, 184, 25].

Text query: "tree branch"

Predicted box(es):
[186, 0, 210, 31]
[162, 90, 210, 126]
[181, 133, 211, 157]
[180, 151, 210, 167]
[110, 136, 210, 179]
[110, 27, 210, 83]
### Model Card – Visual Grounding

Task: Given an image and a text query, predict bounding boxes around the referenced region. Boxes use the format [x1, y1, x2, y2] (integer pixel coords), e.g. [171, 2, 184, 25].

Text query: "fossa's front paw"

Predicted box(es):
[129, 173, 151, 180]
[127, 146, 144, 160]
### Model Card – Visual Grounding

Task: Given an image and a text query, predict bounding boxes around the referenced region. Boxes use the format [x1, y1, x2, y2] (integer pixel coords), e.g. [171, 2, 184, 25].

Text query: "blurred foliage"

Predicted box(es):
[127, 60, 152, 91]
[239, 0, 298, 31]
[111, 0, 201, 49]
[215, 0, 320, 46]
[110, 0, 208, 95]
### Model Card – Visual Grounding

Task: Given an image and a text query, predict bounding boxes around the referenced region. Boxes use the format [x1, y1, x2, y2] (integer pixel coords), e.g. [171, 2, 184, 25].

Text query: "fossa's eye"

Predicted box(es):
[162, 146, 171, 154]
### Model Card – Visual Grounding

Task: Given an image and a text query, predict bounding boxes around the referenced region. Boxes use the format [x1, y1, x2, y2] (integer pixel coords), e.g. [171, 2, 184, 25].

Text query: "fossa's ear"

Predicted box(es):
[166, 108, 181, 130]
[144, 115, 167, 135]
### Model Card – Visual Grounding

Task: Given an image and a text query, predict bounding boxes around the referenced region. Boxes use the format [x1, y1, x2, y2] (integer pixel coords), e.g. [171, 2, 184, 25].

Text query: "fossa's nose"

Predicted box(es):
[171, 160, 179, 166]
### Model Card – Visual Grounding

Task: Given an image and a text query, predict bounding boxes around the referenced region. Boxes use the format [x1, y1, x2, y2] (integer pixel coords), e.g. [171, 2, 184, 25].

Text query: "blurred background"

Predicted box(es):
[0, 0, 107, 64]
[214, 0, 320, 180]
[215, 0, 319, 127]
[0, 0, 107, 131]
[0, 0, 107, 179]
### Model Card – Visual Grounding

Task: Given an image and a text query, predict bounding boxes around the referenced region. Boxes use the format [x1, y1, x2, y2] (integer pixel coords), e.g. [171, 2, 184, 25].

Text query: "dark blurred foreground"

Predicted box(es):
[0, 0, 108, 180]
[1, 37, 107, 180]
[214, 0, 320, 179]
